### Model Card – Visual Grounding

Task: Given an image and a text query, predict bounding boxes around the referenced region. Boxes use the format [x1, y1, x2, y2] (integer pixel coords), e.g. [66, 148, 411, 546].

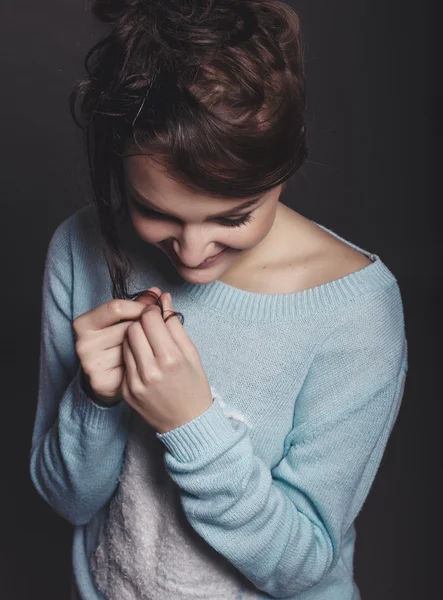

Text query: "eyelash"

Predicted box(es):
[134, 204, 254, 228]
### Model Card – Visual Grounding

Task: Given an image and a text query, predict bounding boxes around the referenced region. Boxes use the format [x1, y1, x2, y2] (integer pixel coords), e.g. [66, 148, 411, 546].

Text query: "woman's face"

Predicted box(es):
[123, 154, 284, 283]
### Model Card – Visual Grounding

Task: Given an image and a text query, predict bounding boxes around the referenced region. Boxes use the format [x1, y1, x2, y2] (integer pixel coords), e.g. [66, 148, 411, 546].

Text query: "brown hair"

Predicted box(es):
[69, 0, 308, 304]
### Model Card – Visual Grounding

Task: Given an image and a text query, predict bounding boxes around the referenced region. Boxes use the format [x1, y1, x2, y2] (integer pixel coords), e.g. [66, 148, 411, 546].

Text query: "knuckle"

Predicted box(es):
[160, 354, 181, 371]
[110, 299, 124, 317]
[131, 379, 147, 396]
[75, 339, 88, 357]
[142, 367, 162, 385]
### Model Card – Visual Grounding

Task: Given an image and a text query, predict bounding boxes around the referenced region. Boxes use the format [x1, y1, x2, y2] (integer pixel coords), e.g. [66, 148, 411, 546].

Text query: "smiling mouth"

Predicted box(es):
[172, 247, 227, 268]
[203, 248, 225, 261]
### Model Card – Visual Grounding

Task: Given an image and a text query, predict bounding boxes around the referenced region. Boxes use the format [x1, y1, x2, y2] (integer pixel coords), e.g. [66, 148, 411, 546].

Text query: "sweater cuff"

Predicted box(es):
[71, 367, 128, 431]
[155, 396, 240, 462]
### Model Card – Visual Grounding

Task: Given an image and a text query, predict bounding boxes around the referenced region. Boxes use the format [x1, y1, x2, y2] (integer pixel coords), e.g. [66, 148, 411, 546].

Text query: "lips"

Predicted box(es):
[172, 247, 227, 267]
[203, 249, 225, 261]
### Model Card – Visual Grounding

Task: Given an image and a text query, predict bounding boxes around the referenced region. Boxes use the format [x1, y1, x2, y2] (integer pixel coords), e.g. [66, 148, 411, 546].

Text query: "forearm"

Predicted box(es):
[30, 367, 132, 526]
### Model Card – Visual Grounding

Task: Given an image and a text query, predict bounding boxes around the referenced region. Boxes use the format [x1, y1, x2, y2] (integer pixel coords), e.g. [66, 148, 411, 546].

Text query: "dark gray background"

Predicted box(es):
[1, 1, 438, 598]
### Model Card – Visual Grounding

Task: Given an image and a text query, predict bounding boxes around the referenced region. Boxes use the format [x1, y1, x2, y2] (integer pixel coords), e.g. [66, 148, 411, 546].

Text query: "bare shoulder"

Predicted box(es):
[219, 207, 374, 295]
[316, 234, 373, 278]
[281, 217, 374, 294]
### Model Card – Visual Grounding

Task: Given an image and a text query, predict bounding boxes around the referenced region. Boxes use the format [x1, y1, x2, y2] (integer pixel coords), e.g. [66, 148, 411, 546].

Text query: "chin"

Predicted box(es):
[180, 272, 217, 284]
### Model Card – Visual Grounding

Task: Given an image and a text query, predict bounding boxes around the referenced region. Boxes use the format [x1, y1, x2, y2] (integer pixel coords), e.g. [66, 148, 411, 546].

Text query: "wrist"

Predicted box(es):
[80, 368, 122, 408]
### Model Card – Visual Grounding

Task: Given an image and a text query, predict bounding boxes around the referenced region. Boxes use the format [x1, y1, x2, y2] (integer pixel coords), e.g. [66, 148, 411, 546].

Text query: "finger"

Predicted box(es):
[125, 319, 158, 377]
[134, 286, 164, 308]
[159, 292, 196, 352]
[75, 298, 149, 333]
[120, 359, 137, 407]
[122, 336, 142, 385]
[139, 304, 178, 359]
[96, 320, 139, 351]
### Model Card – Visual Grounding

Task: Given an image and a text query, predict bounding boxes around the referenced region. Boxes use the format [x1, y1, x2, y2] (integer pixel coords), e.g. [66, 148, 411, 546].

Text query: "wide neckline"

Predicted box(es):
[177, 221, 397, 321]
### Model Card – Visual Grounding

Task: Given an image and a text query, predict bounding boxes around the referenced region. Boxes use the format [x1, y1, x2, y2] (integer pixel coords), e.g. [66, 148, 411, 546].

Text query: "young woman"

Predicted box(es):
[29, 1, 408, 599]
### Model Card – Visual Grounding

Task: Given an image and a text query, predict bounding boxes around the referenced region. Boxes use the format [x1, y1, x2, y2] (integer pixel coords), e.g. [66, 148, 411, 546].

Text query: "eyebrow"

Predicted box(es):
[127, 185, 264, 219]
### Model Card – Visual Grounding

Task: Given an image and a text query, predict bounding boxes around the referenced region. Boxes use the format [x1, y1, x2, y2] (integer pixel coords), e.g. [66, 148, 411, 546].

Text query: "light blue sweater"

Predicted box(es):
[30, 205, 408, 600]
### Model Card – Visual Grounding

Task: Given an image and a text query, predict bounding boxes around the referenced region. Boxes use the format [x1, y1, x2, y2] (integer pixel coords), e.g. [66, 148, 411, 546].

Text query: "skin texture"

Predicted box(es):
[122, 289, 216, 433]
[123, 154, 286, 285]
[119, 156, 373, 431]
[118, 154, 289, 432]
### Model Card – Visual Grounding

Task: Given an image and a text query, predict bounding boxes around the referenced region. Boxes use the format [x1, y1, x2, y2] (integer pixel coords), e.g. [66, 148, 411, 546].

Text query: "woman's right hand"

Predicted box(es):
[73, 287, 164, 405]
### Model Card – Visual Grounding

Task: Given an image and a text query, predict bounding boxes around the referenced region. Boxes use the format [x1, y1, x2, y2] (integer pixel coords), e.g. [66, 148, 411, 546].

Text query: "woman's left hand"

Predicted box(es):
[121, 290, 214, 434]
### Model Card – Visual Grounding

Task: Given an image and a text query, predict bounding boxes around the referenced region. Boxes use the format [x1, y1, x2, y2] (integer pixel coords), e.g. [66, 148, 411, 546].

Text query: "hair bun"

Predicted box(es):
[90, 0, 258, 49]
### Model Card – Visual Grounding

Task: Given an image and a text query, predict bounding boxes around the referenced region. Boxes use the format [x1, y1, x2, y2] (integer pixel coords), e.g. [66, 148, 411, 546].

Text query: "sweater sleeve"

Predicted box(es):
[29, 217, 133, 527]
[155, 285, 408, 598]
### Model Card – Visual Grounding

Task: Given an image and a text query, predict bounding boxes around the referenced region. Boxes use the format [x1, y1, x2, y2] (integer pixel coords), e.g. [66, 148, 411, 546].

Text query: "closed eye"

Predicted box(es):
[132, 202, 254, 228]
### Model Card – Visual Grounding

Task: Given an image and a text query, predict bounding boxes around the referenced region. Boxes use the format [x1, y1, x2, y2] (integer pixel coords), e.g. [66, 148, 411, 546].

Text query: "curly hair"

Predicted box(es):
[69, 0, 308, 306]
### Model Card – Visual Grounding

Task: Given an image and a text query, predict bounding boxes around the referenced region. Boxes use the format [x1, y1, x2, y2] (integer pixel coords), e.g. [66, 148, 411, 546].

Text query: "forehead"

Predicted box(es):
[124, 153, 268, 199]
[124, 155, 216, 199]
[123, 154, 284, 216]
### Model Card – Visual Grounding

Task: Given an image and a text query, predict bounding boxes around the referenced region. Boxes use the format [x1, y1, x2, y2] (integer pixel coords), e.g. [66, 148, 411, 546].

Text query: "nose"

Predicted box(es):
[168, 223, 227, 267]
[170, 237, 226, 269]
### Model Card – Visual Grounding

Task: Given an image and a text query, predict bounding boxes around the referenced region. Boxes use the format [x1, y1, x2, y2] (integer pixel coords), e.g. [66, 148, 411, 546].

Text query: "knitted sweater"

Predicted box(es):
[29, 205, 408, 600]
